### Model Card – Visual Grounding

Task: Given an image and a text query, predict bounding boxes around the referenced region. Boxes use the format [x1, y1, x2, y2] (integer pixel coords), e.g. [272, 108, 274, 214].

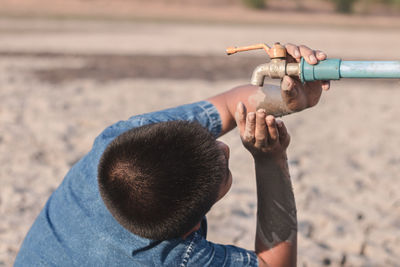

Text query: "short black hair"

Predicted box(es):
[98, 120, 225, 240]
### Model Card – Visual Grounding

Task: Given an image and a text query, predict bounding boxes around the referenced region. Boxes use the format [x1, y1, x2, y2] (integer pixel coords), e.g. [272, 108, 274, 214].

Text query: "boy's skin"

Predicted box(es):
[186, 43, 329, 266]
[236, 106, 295, 267]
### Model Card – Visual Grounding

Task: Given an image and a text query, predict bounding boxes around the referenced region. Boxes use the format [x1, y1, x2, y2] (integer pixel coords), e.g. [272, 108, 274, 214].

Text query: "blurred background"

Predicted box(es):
[1, 0, 399, 266]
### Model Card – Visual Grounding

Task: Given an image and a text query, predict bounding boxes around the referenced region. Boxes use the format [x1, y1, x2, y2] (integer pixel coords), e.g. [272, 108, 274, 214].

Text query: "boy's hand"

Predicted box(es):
[235, 102, 290, 160]
[282, 43, 330, 111]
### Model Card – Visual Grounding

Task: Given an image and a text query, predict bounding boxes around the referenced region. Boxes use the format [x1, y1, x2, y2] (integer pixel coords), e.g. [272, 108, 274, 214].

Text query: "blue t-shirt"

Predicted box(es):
[15, 101, 258, 266]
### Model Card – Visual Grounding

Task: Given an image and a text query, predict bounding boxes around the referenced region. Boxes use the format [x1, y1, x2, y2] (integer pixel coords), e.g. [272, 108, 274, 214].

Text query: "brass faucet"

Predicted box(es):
[226, 43, 300, 86]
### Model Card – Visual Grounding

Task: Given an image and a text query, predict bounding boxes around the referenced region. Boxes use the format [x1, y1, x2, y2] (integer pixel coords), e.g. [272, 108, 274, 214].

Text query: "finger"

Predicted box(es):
[299, 45, 317, 65]
[254, 109, 267, 148]
[281, 76, 298, 99]
[285, 43, 301, 61]
[235, 102, 247, 136]
[321, 80, 331, 91]
[243, 112, 256, 143]
[277, 120, 290, 147]
[276, 119, 286, 138]
[315, 50, 327, 61]
[266, 115, 278, 143]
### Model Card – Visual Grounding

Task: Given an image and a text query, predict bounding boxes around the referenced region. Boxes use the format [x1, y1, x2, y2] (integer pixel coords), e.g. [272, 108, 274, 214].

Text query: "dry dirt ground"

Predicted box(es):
[0, 12, 400, 267]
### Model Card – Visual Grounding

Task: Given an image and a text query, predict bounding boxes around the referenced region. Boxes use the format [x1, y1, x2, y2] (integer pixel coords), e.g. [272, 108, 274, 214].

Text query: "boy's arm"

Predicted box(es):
[207, 43, 330, 136]
[236, 102, 296, 267]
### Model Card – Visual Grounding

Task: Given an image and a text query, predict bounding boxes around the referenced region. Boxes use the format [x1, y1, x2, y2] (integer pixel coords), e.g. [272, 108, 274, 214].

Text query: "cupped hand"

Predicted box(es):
[235, 102, 290, 159]
[282, 43, 331, 112]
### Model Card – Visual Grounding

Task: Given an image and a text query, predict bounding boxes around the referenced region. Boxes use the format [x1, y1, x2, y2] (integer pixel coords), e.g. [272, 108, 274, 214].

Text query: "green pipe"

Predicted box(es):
[300, 58, 400, 82]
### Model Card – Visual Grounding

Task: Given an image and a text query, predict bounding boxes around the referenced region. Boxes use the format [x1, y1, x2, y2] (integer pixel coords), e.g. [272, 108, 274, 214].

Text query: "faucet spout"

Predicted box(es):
[251, 63, 270, 86]
[251, 60, 301, 86]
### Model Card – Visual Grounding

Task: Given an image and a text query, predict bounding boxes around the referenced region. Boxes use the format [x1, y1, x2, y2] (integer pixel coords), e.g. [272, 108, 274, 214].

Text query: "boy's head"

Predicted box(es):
[98, 121, 231, 240]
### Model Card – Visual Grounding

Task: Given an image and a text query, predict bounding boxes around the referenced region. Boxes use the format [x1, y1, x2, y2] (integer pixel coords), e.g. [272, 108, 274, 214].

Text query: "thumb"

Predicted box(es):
[281, 76, 298, 100]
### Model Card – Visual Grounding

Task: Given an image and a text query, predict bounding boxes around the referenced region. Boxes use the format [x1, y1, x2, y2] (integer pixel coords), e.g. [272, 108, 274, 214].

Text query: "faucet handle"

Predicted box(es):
[226, 42, 286, 59]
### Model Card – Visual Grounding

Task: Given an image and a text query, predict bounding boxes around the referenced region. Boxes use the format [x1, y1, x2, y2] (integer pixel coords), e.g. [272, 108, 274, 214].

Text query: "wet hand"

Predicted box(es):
[235, 102, 290, 159]
[282, 43, 331, 112]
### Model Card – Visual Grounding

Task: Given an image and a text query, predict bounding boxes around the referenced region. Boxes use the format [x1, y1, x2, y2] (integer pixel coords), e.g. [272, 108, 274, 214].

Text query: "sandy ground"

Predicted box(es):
[1, 17, 400, 266]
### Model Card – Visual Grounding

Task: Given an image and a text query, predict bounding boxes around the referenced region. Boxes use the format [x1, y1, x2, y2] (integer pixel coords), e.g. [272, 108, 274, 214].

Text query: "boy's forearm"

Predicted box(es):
[254, 156, 297, 267]
[207, 84, 294, 136]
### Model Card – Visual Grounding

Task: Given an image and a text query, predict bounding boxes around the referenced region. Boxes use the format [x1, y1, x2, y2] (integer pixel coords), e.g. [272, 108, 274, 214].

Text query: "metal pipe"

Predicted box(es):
[286, 63, 300, 77]
[300, 58, 400, 82]
[340, 61, 400, 79]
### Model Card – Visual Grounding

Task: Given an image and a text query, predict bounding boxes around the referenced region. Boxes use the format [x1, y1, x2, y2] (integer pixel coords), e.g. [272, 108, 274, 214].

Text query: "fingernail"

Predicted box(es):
[257, 109, 266, 114]
[294, 50, 300, 58]
[309, 54, 317, 64]
[318, 51, 326, 58]
[237, 101, 244, 112]
[267, 116, 275, 124]
[322, 81, 330, 90]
